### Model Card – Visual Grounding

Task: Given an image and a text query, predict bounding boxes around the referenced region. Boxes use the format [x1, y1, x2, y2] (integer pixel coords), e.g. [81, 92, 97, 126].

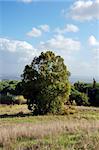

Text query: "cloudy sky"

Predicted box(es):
[0, 0, 99, 78]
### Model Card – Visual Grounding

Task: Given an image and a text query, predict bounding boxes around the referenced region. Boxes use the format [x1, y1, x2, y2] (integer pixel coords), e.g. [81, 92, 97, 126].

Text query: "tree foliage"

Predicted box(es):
[22, 51, 70, 115]
[0, 80, 19, 95]
[73, 81, 99, 106]
[69, 86, 89, 106]
[88, 86, 99, 106]
[0, 80, 24, 105]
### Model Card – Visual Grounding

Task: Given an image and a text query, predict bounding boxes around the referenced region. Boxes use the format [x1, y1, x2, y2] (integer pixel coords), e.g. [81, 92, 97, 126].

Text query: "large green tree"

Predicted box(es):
[22, 51, 70, 115]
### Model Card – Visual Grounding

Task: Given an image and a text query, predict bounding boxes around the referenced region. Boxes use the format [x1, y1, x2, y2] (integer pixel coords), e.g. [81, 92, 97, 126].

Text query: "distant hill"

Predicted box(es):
[0, 74, 21, 81]
[70, 76, 99, 83]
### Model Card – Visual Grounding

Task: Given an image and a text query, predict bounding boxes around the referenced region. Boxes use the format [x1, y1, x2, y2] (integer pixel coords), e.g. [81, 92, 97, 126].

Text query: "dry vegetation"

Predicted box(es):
[0, 105, 99, 150]
[0, 105, 30, 115]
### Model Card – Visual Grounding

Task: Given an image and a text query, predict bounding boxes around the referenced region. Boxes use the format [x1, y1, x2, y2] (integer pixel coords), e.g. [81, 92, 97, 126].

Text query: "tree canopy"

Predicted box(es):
[22, 51, 71, 115]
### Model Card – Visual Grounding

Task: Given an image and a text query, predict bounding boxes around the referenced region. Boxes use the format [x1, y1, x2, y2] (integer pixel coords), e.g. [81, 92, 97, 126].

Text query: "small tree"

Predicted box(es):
[93, 78, 96, 88]
[22, 51, 70, 115]
[69, 86, 89, 106]
[74, 81, 87, 93]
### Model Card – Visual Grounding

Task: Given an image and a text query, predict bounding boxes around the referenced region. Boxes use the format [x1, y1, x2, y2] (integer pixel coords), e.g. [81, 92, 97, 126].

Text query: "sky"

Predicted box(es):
[0, 0, 99, 78]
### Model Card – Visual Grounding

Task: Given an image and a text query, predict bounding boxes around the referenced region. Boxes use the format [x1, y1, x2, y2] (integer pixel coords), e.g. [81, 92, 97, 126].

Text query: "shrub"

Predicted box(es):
[69, 86, 89, 106]
[75, 93, 89, 106]
[88, 87, 99, 106]
[0, 94, 14, 105]
[0, 94, 26, 105]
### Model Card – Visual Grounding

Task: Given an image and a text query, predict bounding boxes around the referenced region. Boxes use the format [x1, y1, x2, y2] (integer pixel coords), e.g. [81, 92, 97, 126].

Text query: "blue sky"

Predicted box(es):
[0, 0, 99, 78]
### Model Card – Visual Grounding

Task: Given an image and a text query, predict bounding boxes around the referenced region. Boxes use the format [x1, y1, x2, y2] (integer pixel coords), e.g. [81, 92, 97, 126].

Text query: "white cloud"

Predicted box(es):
[0, 38, 37, 62]
[39, 24, 50, 32]
[0, 38, 33, 52]
[18, 0, 33, 3]
[54, 24, 79, 34]
[67, 0, 99, 21]
[39, 34, 81, 52]
[27, 24, 50, 38]
[88, 35, 99, 46]
[27, 27, 42, 37]
[65, 24, 79, 32]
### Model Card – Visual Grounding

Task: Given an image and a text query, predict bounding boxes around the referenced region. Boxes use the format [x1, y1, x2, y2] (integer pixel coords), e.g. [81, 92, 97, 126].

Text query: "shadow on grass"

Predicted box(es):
[0, 112, 33, 118]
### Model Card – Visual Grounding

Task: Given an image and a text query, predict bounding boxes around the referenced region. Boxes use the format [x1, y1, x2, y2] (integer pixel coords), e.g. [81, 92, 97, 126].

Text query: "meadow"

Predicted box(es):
[0, 105, 99, 150]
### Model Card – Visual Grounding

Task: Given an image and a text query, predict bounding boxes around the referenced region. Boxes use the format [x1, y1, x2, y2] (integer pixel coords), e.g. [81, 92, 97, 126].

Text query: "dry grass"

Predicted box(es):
[0, 118, 99, 149]
[0, 105, 99, 149]
[0, 105, 30, 115]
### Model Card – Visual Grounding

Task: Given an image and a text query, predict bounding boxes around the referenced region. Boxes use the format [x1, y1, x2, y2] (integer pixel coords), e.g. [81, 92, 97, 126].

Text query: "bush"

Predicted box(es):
[0, 94, 27, 105]
[75, 93, 89, 106]
[0, 94, 14, 105]
[69, 86, 89, 106]
[88, 87, 99, 106]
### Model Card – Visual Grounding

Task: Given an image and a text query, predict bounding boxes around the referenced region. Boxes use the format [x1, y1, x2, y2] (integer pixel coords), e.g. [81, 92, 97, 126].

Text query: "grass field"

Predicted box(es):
[0, 105, 99, 150]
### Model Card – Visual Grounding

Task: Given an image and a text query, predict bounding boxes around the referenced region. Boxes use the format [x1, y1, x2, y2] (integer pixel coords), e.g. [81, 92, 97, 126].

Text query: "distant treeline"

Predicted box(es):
[0, 79, 99, 107]
[69, 79, 99, 107]
[0, 80, 26, 105]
